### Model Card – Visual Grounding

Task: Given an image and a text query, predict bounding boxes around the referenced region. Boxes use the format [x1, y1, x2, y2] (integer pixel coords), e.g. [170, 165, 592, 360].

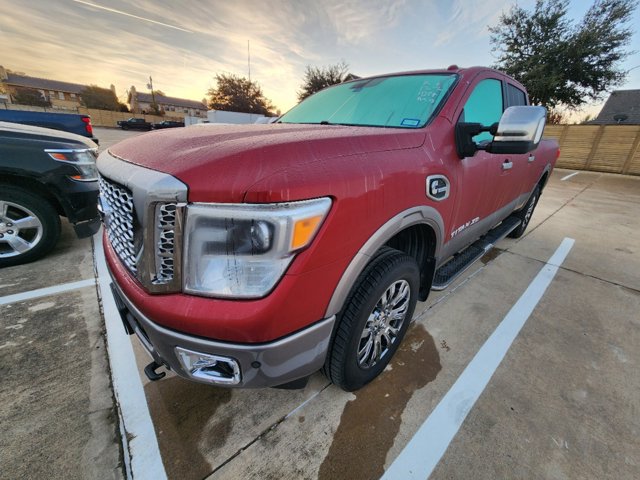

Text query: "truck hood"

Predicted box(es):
[108, 123, 425, 202]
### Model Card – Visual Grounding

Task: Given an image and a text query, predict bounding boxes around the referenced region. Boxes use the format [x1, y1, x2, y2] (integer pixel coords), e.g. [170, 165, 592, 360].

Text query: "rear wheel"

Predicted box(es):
[508, 185, 540, 239]
[0, 186, 61, 267]
[324, 247, 419, 391]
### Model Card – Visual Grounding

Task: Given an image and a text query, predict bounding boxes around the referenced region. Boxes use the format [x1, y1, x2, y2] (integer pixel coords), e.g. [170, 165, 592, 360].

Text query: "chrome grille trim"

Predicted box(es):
[98, 176, 138, 273]
[153, 203, 179, 284]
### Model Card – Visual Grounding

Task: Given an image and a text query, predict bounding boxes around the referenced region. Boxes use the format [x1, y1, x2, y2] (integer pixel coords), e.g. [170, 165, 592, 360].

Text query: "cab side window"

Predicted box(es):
[507, 84, 527, 107]
[460, 79, 503, 143]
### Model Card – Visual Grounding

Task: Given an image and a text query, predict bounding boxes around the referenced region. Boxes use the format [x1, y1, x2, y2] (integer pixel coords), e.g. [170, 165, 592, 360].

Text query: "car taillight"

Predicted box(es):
[556, 148, 561, 159]
[82, 116, 93, 136]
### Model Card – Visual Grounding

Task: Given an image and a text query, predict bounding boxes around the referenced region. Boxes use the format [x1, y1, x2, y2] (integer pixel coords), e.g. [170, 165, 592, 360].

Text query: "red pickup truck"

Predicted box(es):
[98, 66, 558, 391]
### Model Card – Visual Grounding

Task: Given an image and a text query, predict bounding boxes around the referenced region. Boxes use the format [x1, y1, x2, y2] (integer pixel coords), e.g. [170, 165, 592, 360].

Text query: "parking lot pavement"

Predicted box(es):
[2, 149, 639, 480]
[95, 126, 149, 148]
[0, 222, 122, 479]
[0, 127, 141, 479]
[122, 169, 639, 479]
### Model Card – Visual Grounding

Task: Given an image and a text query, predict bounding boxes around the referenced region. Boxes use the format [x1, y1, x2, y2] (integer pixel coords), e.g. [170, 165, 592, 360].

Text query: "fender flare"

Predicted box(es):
[324, 206, 444, 318]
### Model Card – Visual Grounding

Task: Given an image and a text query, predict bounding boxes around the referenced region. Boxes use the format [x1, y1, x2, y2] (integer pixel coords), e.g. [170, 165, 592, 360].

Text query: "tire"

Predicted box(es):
[508, 185, 540, 239]
[324, 247, 420, 391]
[0, 186, 61, 268]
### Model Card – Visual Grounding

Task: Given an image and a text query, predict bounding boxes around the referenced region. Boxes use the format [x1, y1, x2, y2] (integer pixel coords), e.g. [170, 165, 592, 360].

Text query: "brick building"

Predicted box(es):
[0, 65, 93, 110]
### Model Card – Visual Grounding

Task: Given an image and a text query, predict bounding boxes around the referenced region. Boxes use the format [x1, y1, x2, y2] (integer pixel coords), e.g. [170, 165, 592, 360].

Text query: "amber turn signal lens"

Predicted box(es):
[291, 215, 323, 250]
[49, 152, 69, 161]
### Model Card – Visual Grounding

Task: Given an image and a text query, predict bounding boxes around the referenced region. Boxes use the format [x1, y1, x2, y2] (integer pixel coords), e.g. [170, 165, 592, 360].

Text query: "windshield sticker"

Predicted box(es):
[401, 118, 420, 127]
[417, 80, 441, 104]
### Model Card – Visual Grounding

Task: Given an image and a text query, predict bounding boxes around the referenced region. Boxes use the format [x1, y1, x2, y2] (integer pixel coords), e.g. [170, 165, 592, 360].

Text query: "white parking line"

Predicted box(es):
[561, 172, 579, 181]
[0, 278, 95, 306]
[382, 237, 575, 480]
[93, 231, 167, 480]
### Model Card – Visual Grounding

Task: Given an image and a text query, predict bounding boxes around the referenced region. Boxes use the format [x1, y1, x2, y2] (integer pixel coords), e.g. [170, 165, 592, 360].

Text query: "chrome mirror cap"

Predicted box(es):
[489, 106, 547, 155]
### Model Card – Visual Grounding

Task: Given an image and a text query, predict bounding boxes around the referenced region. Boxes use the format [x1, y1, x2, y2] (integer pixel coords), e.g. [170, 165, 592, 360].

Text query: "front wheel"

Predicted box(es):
[0, 186, 61, 267]
[324, 247, 420, 391]
[508, 185, 540, 239]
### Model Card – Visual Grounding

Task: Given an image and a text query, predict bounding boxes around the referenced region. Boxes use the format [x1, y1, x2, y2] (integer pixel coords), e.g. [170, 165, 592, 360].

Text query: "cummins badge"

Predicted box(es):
[426, 175, 450, 201]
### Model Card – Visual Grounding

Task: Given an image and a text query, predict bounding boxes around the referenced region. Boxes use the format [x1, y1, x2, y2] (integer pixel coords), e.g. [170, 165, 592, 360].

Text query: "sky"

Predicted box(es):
[1, 0, 639, 119]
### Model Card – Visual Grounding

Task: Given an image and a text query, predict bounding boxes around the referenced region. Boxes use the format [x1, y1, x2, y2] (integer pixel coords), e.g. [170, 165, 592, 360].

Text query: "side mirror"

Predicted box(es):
[455, 122, 483, 158]
[487, 106, 547, 155]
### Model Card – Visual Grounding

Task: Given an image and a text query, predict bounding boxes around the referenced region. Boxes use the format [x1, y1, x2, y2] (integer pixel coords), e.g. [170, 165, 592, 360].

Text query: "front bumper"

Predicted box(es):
[109, 276, 335, 388]
[73, 216, 101, 238]
[50, 176, 100, 236]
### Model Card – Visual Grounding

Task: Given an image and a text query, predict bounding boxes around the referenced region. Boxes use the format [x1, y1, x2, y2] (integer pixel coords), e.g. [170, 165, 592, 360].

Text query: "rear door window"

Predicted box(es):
[506, 84, 527, 107]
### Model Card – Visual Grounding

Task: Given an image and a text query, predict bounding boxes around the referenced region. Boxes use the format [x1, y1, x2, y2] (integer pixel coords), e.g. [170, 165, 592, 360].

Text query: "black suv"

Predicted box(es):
[0, 122, 100, 267]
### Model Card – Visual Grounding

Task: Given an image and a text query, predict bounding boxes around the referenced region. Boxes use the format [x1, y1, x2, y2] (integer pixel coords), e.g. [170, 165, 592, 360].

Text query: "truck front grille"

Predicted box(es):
[98, 176, 138, 273]
[97, 152, 187, 293]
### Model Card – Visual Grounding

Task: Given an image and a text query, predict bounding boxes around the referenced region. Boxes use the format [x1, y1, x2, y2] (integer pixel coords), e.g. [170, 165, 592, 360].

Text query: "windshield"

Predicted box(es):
[279, 74, 457, 128]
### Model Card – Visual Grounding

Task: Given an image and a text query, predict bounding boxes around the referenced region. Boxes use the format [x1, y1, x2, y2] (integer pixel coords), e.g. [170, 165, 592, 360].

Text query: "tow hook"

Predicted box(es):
[144, 361, 166, 381]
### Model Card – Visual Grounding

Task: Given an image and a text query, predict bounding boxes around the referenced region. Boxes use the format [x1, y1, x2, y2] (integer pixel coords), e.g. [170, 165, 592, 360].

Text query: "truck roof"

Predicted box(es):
[341, 66, 526, 91]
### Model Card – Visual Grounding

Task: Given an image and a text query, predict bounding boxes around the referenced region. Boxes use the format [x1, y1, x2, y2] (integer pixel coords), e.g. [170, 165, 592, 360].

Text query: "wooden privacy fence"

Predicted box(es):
[544, 125, 640, 176]
[78, 108, 183, 127]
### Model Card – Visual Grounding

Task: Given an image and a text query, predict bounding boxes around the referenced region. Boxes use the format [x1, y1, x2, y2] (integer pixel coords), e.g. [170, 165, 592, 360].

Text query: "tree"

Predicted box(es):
[12, 87, 51, 107]
[79, 85, 120, 110]
[489, 0, 636, 110]
[297, 61, 350, 102]
[207, 73, 275, 115]
[547, 110, 566, 124]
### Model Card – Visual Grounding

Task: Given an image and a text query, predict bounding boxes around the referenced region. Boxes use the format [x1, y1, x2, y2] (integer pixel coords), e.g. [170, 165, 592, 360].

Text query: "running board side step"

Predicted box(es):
[431, 216, 521, 291]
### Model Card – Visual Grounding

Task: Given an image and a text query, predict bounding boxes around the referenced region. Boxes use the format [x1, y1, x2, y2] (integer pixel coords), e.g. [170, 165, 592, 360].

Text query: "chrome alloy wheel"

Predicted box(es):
[0, 200, 44, 258]
[358, 279, 411, 369]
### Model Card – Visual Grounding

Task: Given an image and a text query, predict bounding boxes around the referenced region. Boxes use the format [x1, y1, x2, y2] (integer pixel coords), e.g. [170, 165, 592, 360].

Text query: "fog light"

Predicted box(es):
[175, 347, 241, 385]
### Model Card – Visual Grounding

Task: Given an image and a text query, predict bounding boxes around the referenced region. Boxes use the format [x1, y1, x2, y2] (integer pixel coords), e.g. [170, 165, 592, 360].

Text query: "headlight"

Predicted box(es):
[45, 148, 98, 181]
[183, 197, 332, 298]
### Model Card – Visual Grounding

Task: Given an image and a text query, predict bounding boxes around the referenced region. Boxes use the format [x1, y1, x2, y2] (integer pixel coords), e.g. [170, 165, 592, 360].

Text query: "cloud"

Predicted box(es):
[6, 0, 595, 113]
[323, 0, 408, 44]
[0, 1, 483, 111]
[434, 0, 508, 47]
[72, 0, 193, 32]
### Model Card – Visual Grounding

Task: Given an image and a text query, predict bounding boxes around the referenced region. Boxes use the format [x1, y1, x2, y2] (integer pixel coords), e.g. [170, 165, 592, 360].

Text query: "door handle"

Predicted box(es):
[502, 160, 513, 171]
[528, 154, 535, 163]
